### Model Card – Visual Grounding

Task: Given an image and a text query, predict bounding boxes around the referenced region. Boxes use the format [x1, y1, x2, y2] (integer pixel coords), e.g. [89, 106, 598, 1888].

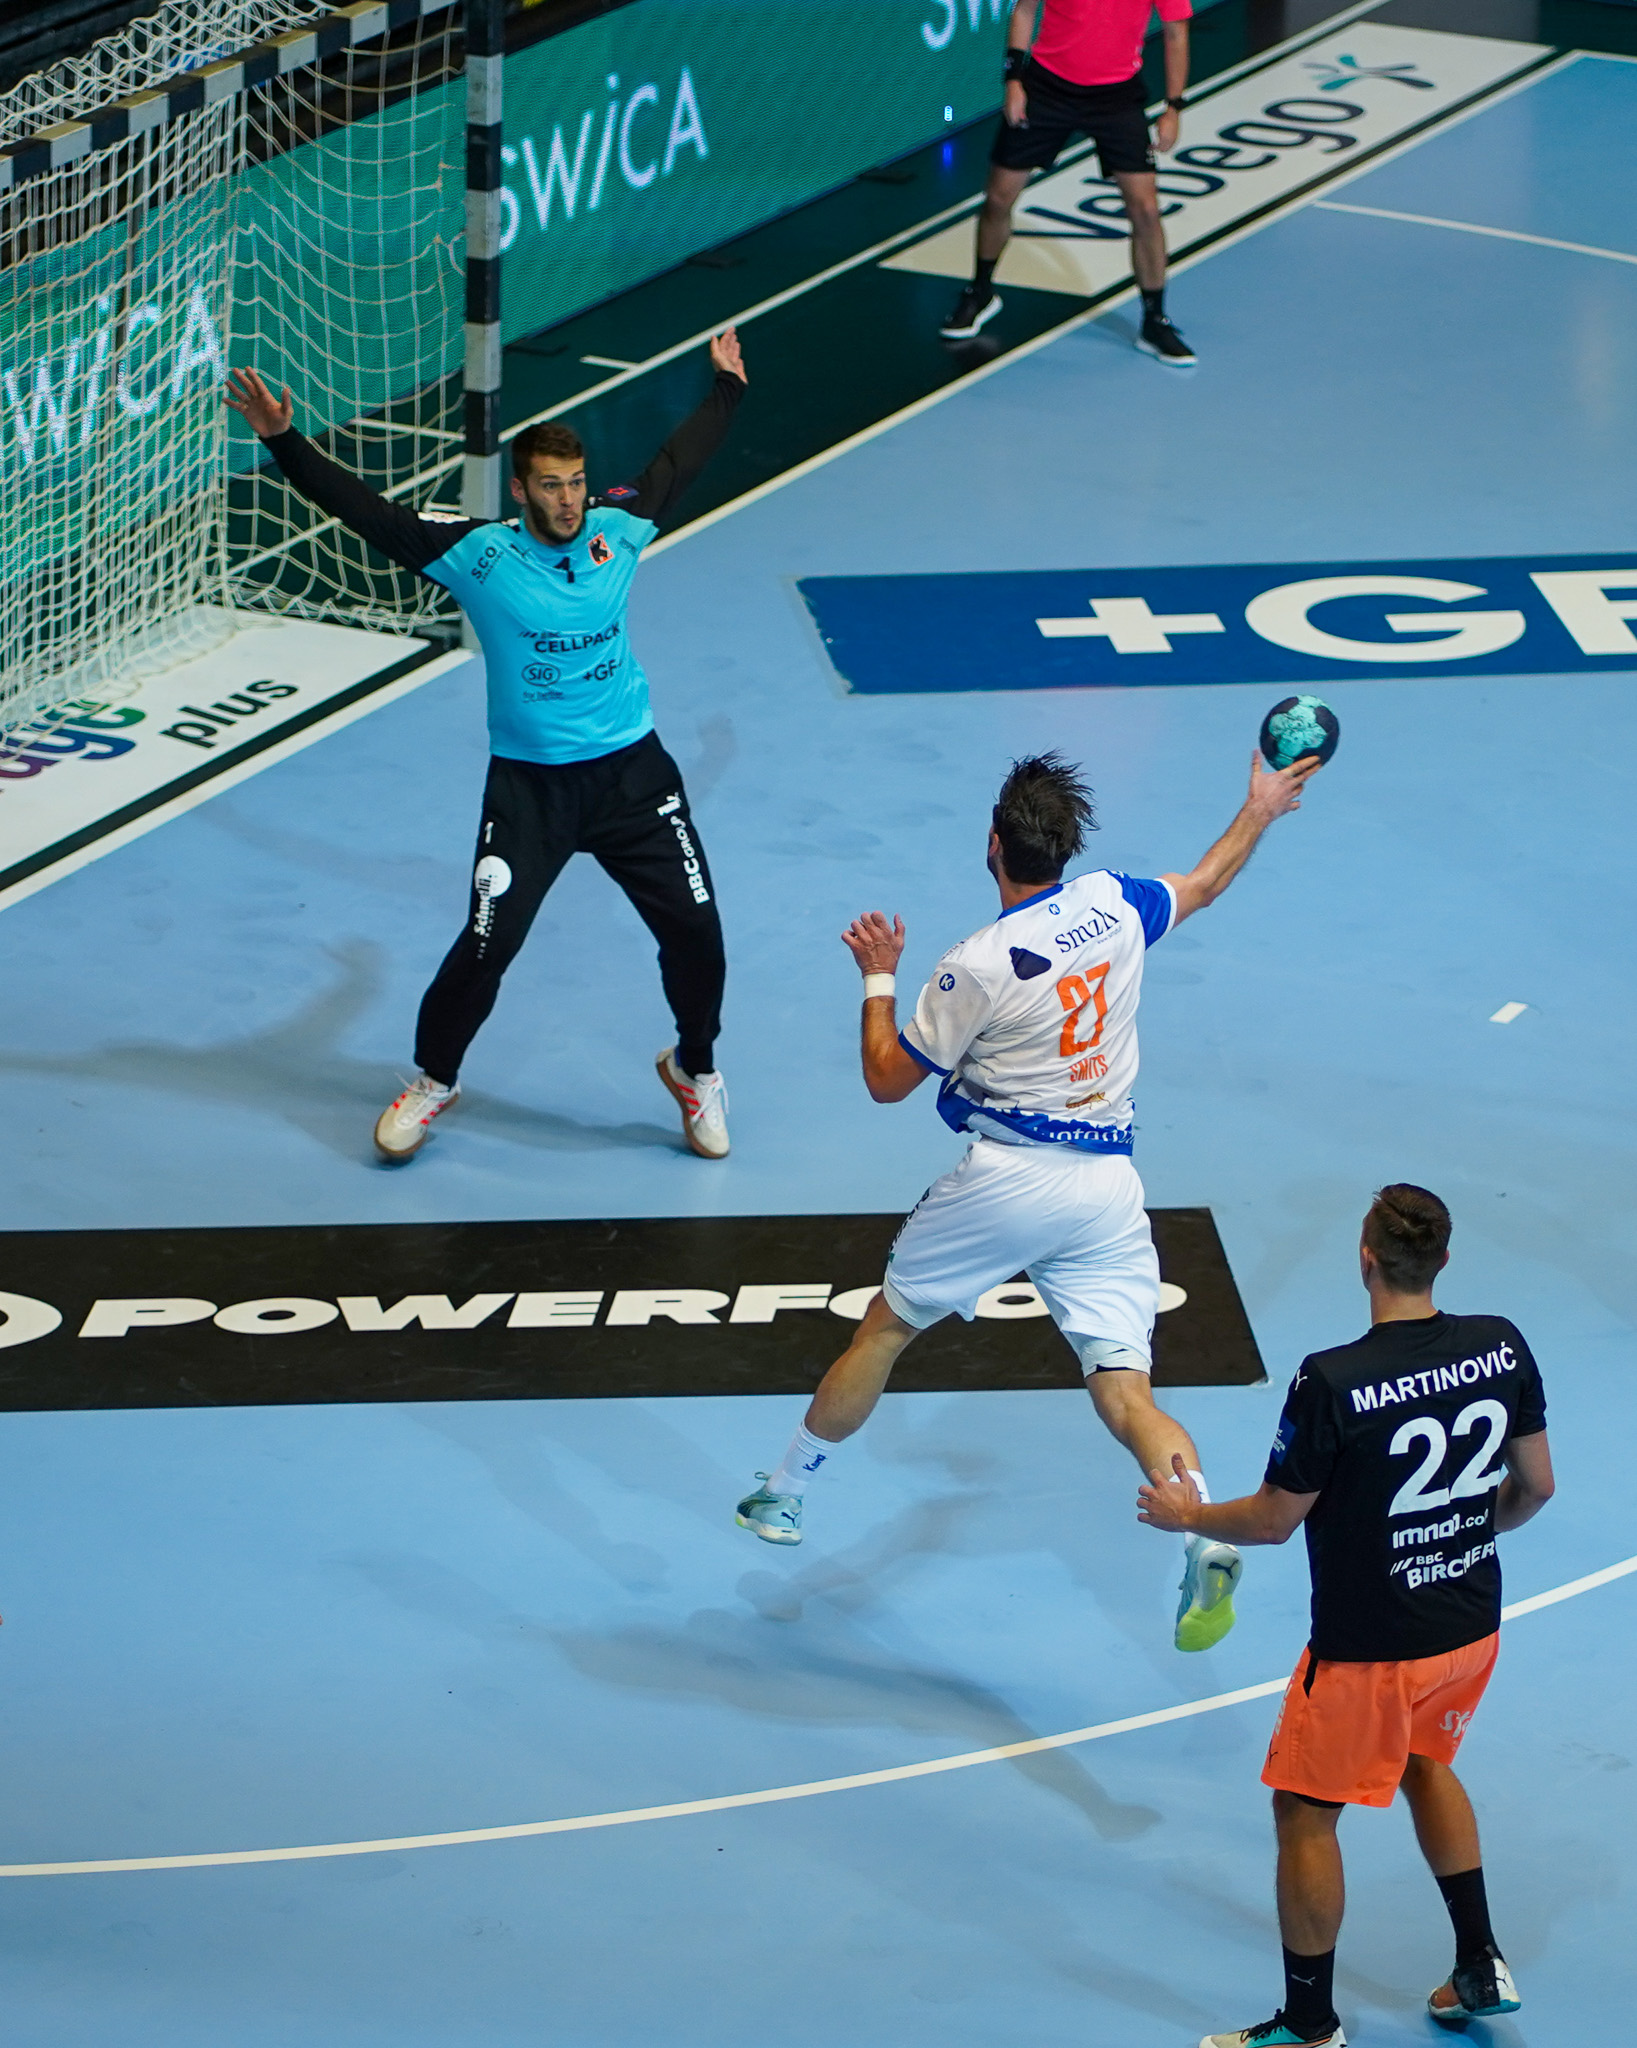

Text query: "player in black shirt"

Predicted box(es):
[1139, 1185, 1555, 2048]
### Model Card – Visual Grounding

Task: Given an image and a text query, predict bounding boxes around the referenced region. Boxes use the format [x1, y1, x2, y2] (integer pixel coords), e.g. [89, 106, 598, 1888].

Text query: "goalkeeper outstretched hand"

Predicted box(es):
[225, 367, 295, 438]
[709, 326, 747, 384]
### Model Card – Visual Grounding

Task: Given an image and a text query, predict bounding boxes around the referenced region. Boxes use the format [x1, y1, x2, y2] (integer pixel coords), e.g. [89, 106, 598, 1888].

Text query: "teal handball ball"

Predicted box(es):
[1259, 694, 1339, 770]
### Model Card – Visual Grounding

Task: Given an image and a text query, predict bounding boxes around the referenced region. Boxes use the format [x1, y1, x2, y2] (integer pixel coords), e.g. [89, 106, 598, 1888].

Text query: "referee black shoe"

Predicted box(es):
[1136, 312, 1197, 366]
[940, 284, 1002, 339]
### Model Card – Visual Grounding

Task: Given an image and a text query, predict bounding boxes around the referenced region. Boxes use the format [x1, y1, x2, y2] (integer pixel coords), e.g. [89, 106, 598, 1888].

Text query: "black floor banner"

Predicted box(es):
[0, 1211, 1264, 1411]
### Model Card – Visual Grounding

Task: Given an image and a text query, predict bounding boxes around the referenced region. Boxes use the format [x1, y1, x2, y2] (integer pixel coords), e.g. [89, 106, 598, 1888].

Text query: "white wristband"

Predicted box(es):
[862, 973, 896, 1001]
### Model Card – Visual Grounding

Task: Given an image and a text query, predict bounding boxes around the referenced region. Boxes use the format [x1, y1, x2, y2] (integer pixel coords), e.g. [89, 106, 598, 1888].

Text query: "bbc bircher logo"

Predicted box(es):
[797, 554, 1637, 696]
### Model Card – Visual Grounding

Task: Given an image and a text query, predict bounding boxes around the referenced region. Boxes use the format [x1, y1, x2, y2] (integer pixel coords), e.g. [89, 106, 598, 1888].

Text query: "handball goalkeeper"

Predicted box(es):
[226, 332, 746, 1162]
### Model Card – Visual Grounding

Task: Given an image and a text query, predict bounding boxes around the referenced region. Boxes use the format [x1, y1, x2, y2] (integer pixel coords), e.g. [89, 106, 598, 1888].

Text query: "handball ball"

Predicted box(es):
[1259, 694, 1339, 770]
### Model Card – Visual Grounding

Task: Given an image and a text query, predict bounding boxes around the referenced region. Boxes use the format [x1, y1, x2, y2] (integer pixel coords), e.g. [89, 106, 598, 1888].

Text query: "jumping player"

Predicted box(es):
[1140, 1185, 1554, 2046]
[735, 749, 1318, 1653]
[224, 334, 746, 1162]
[941, 0, 1196, 363]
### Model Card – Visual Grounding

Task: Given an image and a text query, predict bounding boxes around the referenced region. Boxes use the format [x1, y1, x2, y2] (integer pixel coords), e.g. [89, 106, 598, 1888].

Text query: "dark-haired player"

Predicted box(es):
[736, 748, 1318, 1654]
[225, 335, 746, 1161]
[1140, 1184, 1555, 2046]
[941, 0, 1196, 363]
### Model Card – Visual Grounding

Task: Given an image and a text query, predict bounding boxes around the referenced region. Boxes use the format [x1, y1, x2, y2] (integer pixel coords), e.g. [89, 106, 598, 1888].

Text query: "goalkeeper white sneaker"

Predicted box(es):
[656, 1048, 730, 1158]
[374, 1074, 459, 1160]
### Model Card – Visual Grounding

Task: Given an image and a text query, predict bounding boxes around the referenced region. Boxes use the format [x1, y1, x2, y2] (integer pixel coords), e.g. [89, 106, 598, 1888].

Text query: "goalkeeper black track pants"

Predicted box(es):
[414, 733, 725, 1085]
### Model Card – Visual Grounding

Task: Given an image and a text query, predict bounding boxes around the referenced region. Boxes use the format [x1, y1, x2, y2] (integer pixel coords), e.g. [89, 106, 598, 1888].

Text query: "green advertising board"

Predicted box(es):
[497, 0, 1012, 337]
[220, 0, 1011, 471]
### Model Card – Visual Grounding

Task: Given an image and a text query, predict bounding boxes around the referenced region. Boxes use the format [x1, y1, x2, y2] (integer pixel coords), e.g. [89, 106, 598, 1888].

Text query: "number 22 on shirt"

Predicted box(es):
[1388, 1399, 1509, 1517]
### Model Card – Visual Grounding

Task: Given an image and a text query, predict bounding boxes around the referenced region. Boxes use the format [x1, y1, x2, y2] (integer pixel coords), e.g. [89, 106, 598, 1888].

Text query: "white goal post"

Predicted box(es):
[0, 0, 471, 744]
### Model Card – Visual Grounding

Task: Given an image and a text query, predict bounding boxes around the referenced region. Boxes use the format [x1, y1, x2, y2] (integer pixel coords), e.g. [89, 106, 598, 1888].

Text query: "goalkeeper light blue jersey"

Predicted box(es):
[422, 499, 658, 765]
[261, 370, 743, 768]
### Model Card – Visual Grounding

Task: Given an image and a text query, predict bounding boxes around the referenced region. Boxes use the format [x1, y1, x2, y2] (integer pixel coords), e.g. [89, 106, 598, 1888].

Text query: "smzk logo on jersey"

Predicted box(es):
[1441, 1707, 1474, 1741]
[588, 532, 612, 567]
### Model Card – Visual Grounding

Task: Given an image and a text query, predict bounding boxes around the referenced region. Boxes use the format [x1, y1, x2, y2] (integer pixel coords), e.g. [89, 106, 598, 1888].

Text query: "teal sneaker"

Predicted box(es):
[1201, 2017, 1345, 2046]
[735, 1476, 802, 1545]
[1176, 1535, 1242, 1652]
[1429, 1954, 1520, 2023]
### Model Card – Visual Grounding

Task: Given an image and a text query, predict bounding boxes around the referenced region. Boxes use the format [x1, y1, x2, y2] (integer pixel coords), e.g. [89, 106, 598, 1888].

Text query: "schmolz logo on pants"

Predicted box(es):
[472, 853, 512, 948]
[657, 793, 710, 905]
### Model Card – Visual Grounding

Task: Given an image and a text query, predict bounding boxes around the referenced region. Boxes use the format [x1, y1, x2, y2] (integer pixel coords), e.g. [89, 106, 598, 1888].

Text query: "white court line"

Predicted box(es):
[1491, 1001, 1528, 1024]
[3, 1548, 1630, 1880]
[0, 648, 471, 916]
[643, 49, 1573, 564]
[1314, 197, 1637, 266]
[253, 0, 1400, 572]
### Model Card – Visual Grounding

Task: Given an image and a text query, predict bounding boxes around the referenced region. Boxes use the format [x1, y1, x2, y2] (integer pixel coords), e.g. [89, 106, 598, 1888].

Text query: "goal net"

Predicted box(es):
[0, 0, 465, 742]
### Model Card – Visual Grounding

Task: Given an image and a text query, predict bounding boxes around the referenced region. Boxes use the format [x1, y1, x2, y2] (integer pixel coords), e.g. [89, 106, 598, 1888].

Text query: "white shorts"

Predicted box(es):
[881, 1138, 1159, 1373]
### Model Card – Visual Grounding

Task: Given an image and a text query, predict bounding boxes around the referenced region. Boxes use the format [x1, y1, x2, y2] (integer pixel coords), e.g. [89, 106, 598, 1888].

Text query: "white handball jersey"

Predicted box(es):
[899, 870, 1176, 1155]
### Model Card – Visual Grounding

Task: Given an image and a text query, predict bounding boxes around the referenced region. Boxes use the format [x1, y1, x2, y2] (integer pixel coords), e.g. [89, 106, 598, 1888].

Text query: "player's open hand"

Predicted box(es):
[225, 367, 294, 438]
[710, 325, 747, 384]
[843, 911, 905, 977]
[1137, 1454, 1202, 1533]
[1246, 749, 1320, 823]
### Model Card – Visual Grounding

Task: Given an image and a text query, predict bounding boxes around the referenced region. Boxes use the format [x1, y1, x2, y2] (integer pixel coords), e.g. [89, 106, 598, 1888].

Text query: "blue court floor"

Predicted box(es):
[1, 39, 1635, 2048]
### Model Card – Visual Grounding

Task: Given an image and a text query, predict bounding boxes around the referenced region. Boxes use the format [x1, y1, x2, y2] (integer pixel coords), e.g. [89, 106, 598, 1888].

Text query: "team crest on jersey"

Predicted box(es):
[588, 532, 613, 566]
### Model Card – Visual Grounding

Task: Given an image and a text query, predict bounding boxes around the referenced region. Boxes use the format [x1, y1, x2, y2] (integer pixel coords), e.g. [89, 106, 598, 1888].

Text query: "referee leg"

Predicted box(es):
[413, 757, 570, 1084]
[586, 740, 724, 1076]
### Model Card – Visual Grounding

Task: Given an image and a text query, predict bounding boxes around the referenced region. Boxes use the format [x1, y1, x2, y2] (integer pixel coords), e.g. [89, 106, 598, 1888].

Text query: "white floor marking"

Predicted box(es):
[1490, 1001, 1528, 1024]
[502, 0, 1391, 441]
[1315, 198, 1637, 266]
[3, 1548, 1631, 1880]
[256, 0, 1419, 571]
[580, 354, 642, 370]
[0, 634, 471, 917]
[642, 51, 1575, 563]
[887, 26, 1548, 294]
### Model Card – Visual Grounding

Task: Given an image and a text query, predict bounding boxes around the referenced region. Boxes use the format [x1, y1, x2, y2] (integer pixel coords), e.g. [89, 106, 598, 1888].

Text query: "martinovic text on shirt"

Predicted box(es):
[1349, 1342, 1520, 1414]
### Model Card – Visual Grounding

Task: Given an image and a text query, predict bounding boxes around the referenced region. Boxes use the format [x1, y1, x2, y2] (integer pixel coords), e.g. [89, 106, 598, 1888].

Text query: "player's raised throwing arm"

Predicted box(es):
[1161, 752, 1320, 925]
[224, 367, 482, 575]
[842, 910, 931, 1103]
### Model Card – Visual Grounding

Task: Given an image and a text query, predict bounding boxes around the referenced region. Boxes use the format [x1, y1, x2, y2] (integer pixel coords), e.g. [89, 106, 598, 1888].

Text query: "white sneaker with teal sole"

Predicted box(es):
[1201, 2017, 1345, 2046]
[735, 1476, 802, 1545]
[1176, 1534, 1242, 1652]
[1429, 1955, 1520, 2024]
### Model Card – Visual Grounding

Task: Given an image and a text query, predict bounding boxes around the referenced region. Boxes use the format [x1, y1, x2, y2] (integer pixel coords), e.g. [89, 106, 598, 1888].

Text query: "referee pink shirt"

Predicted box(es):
[1031, 0, 1192, 87]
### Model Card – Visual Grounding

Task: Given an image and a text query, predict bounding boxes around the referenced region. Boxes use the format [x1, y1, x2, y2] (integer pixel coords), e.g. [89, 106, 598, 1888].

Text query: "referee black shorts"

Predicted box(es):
[991, 61, 1154, 178]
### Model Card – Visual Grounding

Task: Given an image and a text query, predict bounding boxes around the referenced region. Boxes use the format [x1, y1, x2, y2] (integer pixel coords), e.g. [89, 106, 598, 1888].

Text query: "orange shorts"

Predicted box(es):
[1262, 1631, 1499, 1809]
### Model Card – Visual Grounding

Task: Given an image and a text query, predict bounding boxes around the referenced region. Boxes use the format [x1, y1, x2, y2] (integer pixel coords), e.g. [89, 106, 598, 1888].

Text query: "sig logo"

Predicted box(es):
[1441, 1708, 1474, 1741]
